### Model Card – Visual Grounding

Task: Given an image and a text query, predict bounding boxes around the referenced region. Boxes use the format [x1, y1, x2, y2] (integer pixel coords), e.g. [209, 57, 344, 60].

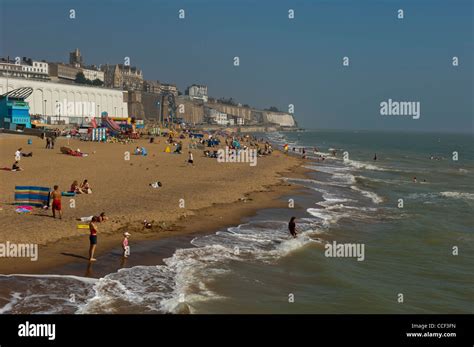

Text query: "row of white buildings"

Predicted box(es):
[0, 58, 50, 80]
[205, 107, 245, 126]
[0, 76, 128, 125]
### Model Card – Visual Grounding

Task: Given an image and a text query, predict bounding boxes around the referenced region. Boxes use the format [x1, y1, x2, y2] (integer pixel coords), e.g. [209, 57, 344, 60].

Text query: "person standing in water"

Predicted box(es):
[288, 216, 298, 238]
[88, 216, 98, 262]
[373, 153, 377, 161]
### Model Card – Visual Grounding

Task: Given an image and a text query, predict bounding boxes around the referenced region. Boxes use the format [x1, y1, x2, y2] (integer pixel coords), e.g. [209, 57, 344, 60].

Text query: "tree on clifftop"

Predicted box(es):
[75, 72, 88, 85]
[92, 79, 103, 86]
[265, 106, 281, 112]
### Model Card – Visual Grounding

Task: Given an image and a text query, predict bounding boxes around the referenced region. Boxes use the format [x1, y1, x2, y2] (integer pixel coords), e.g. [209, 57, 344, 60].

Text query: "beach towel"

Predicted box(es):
[16, 205, 33, 214]
[61, 192, 75, 197]
[14, 186, 50, 207]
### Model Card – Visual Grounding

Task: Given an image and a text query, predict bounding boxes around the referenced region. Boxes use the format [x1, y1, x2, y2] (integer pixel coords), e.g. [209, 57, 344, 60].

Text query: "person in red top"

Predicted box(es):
[88, 216, 98, 262]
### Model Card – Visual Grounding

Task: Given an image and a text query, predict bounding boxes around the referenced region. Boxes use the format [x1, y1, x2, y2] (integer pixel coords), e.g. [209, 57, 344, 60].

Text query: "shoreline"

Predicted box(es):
[0, 133, 310, 275]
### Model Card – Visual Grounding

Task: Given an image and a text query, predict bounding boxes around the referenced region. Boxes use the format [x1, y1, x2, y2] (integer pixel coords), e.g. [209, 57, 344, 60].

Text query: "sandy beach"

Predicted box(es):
[0, 133, 305, 274]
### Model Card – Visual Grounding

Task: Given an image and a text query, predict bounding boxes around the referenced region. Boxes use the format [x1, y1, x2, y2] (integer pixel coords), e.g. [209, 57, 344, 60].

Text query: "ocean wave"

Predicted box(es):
[303, 165, 356, 185]
[344, 159, 391, 172]
[439, 191, 474, 201]
[408, 191, 474, 201]
[355, 175, 406, 185]
[307, 208, 352, 227]
[350, 186, 383, 204]
[333, 173, 356, 185]
[317, 197, 354, 207]
[0, 274, 97, 314]
[304, 165, 350, 174]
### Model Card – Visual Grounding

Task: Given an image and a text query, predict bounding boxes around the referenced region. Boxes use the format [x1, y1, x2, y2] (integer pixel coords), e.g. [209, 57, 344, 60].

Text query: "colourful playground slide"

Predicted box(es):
[102, 117, 121, 132]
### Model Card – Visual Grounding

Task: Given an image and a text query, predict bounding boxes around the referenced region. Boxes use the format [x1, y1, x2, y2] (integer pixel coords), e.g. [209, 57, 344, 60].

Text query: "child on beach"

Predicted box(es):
[188, 151, 194, 166]
[122, 232, 131, 258]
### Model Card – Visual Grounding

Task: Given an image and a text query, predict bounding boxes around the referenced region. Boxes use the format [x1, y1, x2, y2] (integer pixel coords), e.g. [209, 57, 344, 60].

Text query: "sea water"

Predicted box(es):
[0, 130, 472, 314]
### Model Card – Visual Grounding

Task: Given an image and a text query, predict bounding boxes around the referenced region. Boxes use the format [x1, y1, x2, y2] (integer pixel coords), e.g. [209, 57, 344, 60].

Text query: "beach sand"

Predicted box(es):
[0, 133, 305, 274]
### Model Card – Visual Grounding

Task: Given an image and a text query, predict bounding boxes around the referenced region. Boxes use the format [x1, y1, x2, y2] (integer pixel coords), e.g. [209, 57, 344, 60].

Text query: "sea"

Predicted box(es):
[1, 130, 472, 314]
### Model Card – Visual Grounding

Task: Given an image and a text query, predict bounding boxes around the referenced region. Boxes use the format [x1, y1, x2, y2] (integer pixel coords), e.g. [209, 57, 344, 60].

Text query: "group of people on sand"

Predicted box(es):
[10, 148, 33, 171]
[50, 186, 131, 262]
[70, 180, 92, 194]
[41, 130, 59, 149]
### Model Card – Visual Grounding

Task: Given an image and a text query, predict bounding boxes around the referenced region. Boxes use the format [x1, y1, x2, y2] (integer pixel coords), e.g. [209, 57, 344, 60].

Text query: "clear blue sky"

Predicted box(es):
[0, 0, 472, 132]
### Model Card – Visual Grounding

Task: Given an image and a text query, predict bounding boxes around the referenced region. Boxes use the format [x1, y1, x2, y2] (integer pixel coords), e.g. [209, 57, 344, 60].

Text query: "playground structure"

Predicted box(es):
[99, 112, 140, 139]
[82, 112, 140, 140]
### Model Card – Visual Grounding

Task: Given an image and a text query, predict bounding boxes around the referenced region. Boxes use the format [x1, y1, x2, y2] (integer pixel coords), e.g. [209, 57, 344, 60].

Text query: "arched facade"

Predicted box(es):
[0, 77, 128, 124]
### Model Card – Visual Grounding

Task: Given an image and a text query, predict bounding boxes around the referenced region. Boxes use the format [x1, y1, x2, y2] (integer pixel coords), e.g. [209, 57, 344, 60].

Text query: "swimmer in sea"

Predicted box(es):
[373, 153, 377, 161]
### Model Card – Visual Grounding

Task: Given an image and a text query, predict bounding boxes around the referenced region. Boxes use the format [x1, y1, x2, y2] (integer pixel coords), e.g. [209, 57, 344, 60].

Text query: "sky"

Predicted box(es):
[0, 0, 472, 133]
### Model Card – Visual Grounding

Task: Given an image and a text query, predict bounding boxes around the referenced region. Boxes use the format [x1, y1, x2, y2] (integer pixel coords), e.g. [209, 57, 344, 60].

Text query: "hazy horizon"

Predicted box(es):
[1, 0, 472, 133]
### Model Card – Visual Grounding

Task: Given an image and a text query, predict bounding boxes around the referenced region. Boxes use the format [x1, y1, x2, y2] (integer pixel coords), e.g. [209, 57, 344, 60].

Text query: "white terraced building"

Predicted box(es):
[0, 76, 128, 125]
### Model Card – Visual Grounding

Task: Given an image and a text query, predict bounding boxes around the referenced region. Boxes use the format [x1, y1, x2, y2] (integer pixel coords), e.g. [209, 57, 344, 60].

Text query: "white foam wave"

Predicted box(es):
[345, 159, 390, 171]
[440, 191, 474, 201]
[304, 165, 350, 174]
[408, 191, 474, 201]
[307, 208, 351, 227]
[350, 186, 383, 204]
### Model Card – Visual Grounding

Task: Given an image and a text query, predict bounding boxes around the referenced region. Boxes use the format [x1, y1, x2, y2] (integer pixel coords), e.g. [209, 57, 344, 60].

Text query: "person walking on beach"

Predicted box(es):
[50, 185, 62, 219]
[188, 151, 194, 166]
[88, 216, 98, 262]
[122, 232, 131, 258]
[288, 216, 298, 238]
[46, 137, 51, 149]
